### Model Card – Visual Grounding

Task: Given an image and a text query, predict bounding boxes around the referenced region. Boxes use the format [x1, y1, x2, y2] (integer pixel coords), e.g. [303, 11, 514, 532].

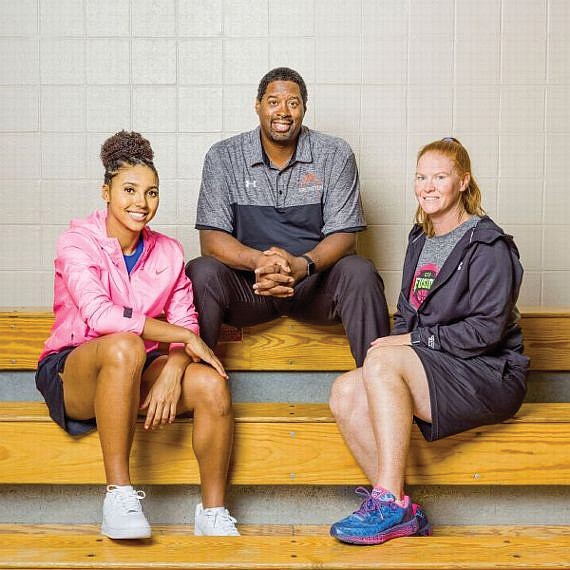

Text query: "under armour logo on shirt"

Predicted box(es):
[245, 179, 257, 189]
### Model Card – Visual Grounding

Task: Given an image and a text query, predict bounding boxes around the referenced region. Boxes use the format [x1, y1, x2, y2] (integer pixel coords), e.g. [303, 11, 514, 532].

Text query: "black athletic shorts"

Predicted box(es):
[35, 346, 163, 436]
[412, 345, 527, 442]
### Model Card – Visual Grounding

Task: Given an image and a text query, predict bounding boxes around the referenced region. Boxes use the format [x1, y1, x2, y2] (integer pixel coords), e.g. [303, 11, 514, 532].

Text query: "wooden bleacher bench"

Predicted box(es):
[0, 307, 569, 569]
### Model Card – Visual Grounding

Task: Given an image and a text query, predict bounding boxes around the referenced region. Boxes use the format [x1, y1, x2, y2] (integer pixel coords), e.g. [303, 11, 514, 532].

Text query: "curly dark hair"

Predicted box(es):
[256, 67, 307, 108]
[100, 130, 158, 185]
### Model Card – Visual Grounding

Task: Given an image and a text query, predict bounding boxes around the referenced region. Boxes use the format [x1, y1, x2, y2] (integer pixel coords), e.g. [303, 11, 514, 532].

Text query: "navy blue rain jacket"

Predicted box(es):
[394, 216, 529, 369]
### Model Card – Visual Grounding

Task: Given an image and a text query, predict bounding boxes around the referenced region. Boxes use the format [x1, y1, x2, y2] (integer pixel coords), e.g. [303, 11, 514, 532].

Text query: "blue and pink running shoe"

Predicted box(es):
[330, 487, 419, 545]
[412, 503, 432, 536]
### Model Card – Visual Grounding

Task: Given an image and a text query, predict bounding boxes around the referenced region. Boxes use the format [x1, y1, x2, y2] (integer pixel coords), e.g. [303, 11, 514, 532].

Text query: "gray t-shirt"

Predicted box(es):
[409, 216, 480, 309]
[195, 126, 366, 256]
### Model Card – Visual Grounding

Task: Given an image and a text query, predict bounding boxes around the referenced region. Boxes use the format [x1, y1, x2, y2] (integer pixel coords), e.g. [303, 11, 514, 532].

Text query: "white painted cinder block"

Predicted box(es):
[41, 86, 85, 132]
[316, 37, 361, 84]
[40, 39, 85, 85]
[0, 86, 39, 131]
[86, 86, 131, 133]
[0, 225, 41, 271]
[223, 38, 269, 84]
[222, 85, 257, 133]
[40, 0, 84, 37]
[178, 39, 223, 85]
[0, 181, 41, 224]
[0, 0, 38, 36]
[178, 87, 222, 132]
[223, 0, 268, 38]
[41, 134, 86, 180]
[0, 39, 39, 85]
[268, 0, 314, 37]
[86, 39, 130, 85]
[132, 39, 177, 84]
[85, 0, 130, 37]
[132, 0, 176, 38]
[133, 86, 177, 132]
[178, 0, 223, 37]
[315, 0, 361, 37]
[0, 134, 41, 179]
[269, 38, 315, 83]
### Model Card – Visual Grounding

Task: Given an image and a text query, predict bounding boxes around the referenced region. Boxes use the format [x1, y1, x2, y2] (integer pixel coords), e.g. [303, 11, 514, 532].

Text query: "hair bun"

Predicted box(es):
[100, 130, 154, 169]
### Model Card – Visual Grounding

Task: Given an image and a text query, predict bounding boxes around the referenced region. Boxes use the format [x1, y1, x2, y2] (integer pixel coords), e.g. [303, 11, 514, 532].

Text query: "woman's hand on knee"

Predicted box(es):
[369, 333, 412, 349]
[184, 334, 228, 379]
[140, 368, 183, 430]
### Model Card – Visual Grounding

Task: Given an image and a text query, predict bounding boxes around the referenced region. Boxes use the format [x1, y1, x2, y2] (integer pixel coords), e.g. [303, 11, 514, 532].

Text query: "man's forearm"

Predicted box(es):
[304, 232, 357, 273]
[200, 230, 263, 271]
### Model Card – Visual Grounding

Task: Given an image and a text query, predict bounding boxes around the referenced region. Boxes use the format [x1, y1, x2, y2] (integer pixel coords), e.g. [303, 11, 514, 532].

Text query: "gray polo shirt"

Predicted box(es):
[195, 126, 366, 256]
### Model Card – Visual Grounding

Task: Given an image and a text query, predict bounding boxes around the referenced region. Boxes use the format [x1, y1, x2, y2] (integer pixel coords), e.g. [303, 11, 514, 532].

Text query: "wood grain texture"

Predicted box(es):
[0, 524, 568, 537]
[0, 531, 568, 570]
[1, 309, 569, 371]
[0, 402, 568, 485]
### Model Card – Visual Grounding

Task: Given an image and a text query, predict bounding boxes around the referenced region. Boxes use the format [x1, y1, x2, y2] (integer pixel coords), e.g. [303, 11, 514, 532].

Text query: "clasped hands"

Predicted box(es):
[252, 246, 307, 298]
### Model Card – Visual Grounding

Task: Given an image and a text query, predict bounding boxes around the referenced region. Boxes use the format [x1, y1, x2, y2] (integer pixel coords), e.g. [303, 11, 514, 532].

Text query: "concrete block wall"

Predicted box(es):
[0, 0, 569, 308]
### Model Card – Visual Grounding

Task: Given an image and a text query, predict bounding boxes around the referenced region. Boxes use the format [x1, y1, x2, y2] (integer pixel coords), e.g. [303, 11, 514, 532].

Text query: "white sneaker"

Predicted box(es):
[101, 485, 152, 539]
[194, 503, 240, 536]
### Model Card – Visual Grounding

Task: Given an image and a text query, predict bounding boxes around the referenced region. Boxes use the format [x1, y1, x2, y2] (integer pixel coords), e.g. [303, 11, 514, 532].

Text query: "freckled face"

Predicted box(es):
[102, 163, 159, 239]
[255, 80, 305, 145]
[414, 151, 470, 222]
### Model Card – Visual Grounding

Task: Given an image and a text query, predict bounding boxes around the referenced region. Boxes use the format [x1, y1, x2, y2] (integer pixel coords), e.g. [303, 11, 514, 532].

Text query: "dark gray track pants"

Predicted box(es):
[185, 254, 390, 367]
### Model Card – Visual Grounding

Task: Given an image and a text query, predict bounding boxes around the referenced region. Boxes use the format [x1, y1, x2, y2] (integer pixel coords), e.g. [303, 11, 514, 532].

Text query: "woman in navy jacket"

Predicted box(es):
[329, 137, 529, 545]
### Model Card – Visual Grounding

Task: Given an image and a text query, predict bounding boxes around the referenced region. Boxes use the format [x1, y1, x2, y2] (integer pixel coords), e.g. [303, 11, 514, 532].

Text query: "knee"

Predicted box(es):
[329, 372, 355, 421]
[102, 333, 146, 372]
[186, 366, 232, 416]
[334, 255, 385, 291]
[185, 256, 229, 286]
[362, 346, 397, 381]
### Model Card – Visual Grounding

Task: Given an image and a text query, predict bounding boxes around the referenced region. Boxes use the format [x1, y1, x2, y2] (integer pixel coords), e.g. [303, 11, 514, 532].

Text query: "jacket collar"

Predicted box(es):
[404, 216, 513, 308]
[73, 209, 157, 265]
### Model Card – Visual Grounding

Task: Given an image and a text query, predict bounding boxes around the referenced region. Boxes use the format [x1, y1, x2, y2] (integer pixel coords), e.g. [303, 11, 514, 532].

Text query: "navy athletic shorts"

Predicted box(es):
[35, 346, 163, 436]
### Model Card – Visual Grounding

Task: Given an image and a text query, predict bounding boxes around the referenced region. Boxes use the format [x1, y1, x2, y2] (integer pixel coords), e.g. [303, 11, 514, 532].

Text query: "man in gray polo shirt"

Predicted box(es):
[185, 67, 389, 367]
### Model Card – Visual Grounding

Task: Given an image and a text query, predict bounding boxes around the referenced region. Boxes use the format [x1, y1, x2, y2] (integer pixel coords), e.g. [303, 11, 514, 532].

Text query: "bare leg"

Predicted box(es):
[329, 368, 379, 482]
[142, 361, 233, 507]
[362, 345, 431, 498]
[61, 333, 147, 485]
[330, 346, 431, 498]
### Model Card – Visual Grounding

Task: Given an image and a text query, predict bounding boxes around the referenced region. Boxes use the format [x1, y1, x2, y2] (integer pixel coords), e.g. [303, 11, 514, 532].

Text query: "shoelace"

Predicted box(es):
[204, 508, 238, 530]
[353, 487, 397, 521]
[107, 485, 146, 513]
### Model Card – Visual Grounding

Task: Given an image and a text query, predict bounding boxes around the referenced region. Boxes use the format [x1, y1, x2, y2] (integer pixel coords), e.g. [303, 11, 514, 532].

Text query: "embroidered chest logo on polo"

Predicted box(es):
[244, 179, 257, 189]
[299, 171, 322, 188]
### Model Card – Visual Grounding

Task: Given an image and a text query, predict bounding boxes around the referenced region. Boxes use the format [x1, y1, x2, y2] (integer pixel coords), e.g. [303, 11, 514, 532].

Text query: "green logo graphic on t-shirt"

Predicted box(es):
[410, 263, 439, 309]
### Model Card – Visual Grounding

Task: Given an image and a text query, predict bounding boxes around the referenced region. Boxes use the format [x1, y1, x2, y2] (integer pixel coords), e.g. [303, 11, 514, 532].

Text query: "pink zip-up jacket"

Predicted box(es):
[39, 210, 199, 361]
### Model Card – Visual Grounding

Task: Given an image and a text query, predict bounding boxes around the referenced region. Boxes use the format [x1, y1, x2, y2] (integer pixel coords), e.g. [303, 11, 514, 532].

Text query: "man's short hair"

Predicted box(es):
[256, 67, 308, 108]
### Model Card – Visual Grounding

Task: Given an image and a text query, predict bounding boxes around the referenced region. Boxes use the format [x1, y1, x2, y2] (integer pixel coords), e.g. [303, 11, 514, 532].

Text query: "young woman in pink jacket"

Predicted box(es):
[36, 130, 239, 539]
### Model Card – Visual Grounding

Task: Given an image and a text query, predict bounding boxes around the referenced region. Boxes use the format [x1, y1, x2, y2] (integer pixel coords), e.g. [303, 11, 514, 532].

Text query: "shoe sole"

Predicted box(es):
[101, 525, 152, 540]
[331, 517, 419, 545]
[194, 528, 240, 536]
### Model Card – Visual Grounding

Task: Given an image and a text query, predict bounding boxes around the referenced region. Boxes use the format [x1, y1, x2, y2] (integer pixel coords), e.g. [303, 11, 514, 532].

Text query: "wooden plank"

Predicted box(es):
[1, 401, 569, 424]
[0, 403, 568, 486]
[0, 532, 568, 570]
[1, 308, 570, 371]
[1, 523, 569, 538]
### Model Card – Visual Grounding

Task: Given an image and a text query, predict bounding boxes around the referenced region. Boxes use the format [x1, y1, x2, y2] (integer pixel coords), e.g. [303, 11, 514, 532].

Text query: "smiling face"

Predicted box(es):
[414, 151, 470, 232]
[255, 80, 305, 147]
[102, 163, 159, 251]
